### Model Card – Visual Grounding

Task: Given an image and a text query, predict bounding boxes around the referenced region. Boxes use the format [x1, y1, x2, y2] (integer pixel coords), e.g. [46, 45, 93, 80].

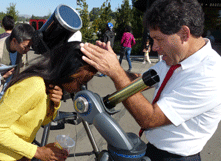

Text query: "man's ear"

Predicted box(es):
[10, 38, 18, 50]
[180, 26, 190, 42]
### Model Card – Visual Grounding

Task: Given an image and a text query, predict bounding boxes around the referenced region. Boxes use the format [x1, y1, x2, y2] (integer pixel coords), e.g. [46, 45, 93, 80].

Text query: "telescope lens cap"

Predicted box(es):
[56, 4, 82, 32]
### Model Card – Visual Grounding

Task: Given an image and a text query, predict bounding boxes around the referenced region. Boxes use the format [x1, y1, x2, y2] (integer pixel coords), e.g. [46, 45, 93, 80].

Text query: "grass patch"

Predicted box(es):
[0, 28, 5, 34]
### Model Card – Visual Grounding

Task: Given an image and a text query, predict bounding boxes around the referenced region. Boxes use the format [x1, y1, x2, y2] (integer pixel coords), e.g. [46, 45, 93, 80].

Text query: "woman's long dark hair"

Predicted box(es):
[7, 41, 87, 89]
[6, 42, 89, 119]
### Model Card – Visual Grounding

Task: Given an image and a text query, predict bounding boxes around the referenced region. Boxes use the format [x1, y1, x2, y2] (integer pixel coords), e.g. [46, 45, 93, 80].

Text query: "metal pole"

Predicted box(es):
[82, 120, 100, 157]
[40, 123, 51, 146]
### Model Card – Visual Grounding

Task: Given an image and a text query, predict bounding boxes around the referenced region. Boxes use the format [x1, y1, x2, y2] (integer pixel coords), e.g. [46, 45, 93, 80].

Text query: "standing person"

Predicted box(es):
[0, 23, 35, 99]
[80, 0, 221, 160]
[119, 25, 136, 72]
[0, 15, 15, 87]
[99, 22, 115, 77]
[0, 41, 97, 161]
[142, 39, 151, 64]
[103, 22, 115, 48]
[0, 15, 14, 39]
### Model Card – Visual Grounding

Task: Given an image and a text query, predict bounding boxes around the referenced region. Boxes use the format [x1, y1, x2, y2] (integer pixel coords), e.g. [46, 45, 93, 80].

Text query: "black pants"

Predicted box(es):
[145, 143, 201, 161]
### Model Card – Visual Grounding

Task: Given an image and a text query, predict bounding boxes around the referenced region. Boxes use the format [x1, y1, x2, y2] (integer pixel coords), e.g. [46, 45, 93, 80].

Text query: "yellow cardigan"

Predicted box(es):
[0, 76, 60, 160]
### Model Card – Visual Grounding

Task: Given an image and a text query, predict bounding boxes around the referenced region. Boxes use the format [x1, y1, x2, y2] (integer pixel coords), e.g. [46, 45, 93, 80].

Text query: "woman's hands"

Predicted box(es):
[34, 143, 68, 161]
[48, 85, 63, 107]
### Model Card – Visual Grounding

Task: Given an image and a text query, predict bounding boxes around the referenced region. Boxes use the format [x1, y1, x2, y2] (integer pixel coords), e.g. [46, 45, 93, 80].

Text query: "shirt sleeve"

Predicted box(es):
[0, 77, 45, 159]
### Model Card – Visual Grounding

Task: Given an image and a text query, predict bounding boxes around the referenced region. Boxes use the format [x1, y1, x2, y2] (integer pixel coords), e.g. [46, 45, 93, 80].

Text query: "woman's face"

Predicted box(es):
[62, 65, 97, 93]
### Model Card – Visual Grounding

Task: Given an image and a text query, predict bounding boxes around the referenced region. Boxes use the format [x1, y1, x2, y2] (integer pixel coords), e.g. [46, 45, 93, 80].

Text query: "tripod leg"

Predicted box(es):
[40, 123, 51, 146]
[82, 120, 100, 158]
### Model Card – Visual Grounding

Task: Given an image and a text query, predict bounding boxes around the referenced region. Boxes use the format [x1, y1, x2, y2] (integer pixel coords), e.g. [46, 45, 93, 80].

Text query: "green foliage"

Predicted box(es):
[204, 8, 220, 31]
[6, 3, 19, 22]
[89, 8, 100, 21]
[0, 27, 5, 34]
[77, 0, 94, 42]
[114, 0, 132, 40]
[0, 12, 6, 22]
[93, 0, 112, 40]
[131, 7, 144, 38]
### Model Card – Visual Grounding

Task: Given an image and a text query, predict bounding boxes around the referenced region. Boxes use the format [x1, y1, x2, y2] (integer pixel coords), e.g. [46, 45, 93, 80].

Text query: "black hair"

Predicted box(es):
[2, 15, 14, 30]
[125, 25, 132, 32]
[9, 23, 35, 43]
[7, 42, 92, 89]
[144, 0, 205, 37]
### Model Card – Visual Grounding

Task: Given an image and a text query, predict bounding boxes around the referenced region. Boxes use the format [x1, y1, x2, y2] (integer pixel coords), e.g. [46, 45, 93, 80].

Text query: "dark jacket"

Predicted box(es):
[103, 30, 115, 48]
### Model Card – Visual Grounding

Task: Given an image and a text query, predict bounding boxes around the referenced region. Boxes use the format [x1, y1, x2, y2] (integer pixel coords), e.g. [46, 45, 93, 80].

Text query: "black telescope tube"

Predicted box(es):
[103, 69, 160, 109]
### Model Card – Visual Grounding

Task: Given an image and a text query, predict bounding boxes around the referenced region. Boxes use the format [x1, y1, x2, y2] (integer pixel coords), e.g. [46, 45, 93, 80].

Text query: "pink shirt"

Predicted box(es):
[121, 32, 136, 48]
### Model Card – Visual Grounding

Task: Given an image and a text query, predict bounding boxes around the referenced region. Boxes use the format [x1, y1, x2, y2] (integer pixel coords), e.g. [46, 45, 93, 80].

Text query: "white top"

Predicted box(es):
[68, 30, 82, 42]
[145, 39, 221, 156]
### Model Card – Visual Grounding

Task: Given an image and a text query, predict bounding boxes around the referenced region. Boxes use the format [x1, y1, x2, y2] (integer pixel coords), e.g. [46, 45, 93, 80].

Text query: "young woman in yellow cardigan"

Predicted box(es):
[0, 42, 97, 161]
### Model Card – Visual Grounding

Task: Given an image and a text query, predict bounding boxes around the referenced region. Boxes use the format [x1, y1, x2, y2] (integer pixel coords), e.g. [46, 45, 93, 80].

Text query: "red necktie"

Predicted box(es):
[139, 64, 181, 137]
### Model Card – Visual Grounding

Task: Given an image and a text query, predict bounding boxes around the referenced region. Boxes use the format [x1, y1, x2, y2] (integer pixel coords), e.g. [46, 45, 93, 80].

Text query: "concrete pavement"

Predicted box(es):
[26, 51, 221, 161]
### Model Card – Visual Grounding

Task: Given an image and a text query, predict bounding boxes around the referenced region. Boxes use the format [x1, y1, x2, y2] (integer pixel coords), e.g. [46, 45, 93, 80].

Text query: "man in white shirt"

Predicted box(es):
[79, 0, 221, 160]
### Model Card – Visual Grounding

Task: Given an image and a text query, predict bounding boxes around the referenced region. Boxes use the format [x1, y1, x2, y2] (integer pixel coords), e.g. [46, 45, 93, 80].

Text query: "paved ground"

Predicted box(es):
[26, 51, 221, 161]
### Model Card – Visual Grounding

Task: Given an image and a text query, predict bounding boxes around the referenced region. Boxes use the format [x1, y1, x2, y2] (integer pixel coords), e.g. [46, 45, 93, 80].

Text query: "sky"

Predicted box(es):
[0, 0, 132, 17]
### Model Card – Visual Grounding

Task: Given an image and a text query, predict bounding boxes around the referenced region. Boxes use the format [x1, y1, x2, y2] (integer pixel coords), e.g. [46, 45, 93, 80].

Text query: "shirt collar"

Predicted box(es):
[180, 38, 211, 70]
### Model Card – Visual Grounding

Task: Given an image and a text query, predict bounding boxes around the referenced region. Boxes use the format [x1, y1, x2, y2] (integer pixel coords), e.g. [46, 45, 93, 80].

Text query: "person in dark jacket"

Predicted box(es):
[99, 22, 115, 77]
[103, 22, 115, 48]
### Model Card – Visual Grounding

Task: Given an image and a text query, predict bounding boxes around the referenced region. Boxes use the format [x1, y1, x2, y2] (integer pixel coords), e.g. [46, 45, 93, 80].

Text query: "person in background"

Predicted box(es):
[99, 22, 115, 77]
[0, 15, 14, 39]
[0, 15, 15, 89]
[0, 24, 35, 99]
[142, 38, 151, 64]
[119, 25, 136, 72]
[80, 0, 221, 160]
[0, 41, 97, 161]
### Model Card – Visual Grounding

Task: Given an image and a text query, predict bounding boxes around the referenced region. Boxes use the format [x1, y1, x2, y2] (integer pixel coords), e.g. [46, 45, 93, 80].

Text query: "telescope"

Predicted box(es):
[32, 4, 82, 54]
[74, 69, 159, 161]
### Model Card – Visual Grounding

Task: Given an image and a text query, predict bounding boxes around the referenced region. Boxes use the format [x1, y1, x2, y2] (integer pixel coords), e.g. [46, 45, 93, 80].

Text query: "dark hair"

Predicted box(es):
[2, 15, 14, 30]
[7, 42, 91, 89]
[144, 0, 205, 37]
[125, 25, 132, 32]
[9, 24, 35, 43]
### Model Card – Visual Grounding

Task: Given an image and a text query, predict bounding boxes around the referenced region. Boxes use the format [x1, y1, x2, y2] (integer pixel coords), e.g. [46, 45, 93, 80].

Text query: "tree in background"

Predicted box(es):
[77, 0, 94, 42]
[204, 8, 220, 32]
[93, 0, 112, 40]
[6, 3, 19, 22]
[114, 0, 132, 40]
[89, 8, 100, 21]
[0, 12, 6, 23]
[131, 1, 143, 38]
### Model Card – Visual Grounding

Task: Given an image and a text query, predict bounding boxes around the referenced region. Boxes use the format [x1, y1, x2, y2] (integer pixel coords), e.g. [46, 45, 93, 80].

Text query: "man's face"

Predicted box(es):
[150, 28, 185, 66]
[62, 65, 97, 93]
[13, 38, 32, 54]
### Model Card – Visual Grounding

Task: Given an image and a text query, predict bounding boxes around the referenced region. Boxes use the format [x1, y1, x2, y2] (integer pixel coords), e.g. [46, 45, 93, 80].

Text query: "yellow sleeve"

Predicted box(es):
[0, 77, 45, 159]
[42, 96, 61, 126]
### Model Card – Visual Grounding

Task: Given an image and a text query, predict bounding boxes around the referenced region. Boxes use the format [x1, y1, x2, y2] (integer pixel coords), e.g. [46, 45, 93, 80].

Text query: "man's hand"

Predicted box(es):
[34, 143, 68, 161]
[80, 41, 124, 79]
[48, 85, 63, 107]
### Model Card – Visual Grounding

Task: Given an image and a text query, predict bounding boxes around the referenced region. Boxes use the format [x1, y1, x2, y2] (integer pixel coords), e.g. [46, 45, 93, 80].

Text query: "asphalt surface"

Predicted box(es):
[26, 50, 221, 161]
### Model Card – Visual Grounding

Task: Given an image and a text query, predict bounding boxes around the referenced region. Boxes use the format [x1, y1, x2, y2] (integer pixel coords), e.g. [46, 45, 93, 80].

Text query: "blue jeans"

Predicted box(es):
[145, 143, 201, 161]
[119, 47, 132, 70]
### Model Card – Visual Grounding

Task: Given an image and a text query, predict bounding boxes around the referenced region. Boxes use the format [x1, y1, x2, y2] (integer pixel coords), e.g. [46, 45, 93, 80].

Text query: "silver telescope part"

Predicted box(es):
[103, 69, 160, 109]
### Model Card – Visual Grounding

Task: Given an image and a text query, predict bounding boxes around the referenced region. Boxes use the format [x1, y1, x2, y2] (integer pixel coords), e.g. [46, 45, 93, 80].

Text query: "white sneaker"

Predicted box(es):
[142, 61, 146, 64]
